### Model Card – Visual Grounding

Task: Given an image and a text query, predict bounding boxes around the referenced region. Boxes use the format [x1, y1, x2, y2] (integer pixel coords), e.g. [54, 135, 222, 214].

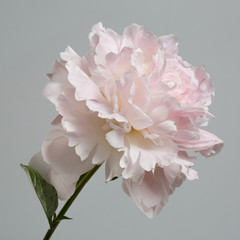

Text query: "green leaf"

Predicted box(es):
[21, 164, 58, 226]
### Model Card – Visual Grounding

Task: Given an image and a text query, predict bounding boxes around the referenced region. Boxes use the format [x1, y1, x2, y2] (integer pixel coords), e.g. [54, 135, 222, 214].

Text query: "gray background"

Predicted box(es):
[1, 0, 239, 239]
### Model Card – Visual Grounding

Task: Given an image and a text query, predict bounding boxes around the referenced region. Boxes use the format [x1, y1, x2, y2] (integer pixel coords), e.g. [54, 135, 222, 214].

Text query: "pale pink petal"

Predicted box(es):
[177, 129, 223, 157]
[29, 152, 52, 180]
[60, 46, 83, 72]
[68, 66, 102, 101]
[42, 129, 95, 182]
[89, 22, 105, 52]
[163, 162, 183, 187]
[105, 150, 123, 182]
[120, 151, 145, 182]
[86, 99, 127, 123]
[164, 152, 198, 189]
[149, 120, 177, 139]
[123, 24, 144, 47]
[54, 88, 109, 161]
[49, 170, 76, 200]
[126, 103, 153, 130]
[194, 65, 215, 107]
[132, 76, 150, 111]
[94, 27, 122, 66]
[106, 129, 125, 149]
[105, 47, 133, 80]
[122, 167, 173, 218]
[29, 152, 76, 200]
[159, 35, 178, 55]
[92, 139, 112, 164]
[149, 105, 169, 122]
[125, 131, 178, 171]
[43, 60, 71, 104]
[124, 24, 159, 60]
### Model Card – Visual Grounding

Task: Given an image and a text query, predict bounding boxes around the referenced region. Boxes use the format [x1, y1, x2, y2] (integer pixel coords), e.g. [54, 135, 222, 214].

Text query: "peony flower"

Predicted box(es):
[31, 23, 223, 218]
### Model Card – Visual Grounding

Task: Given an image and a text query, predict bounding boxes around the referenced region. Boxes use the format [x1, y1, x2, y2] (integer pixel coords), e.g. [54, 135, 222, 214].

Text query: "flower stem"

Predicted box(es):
[43, 164, 102, 240]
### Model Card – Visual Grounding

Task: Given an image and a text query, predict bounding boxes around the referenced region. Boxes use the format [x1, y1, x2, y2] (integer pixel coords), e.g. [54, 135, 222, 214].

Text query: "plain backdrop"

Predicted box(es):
[1, 0, 239, 239]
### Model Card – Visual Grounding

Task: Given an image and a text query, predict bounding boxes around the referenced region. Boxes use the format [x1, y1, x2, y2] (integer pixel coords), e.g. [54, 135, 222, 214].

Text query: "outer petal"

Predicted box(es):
[29, 152, 76, 200]
[177, 129, 223, 157]
[43, 60, 71, 104]
[89, 22, 105, 52]
[122, 151, 198, 218]
[42, 128, 95, 182]
[55, 88, 112, 163]
[94, 25, 122, 66]
[49, 170, 76, 200]
[124, 24, 159, 60]
[29, 152, 52, 180]
[122, 167, 173, 218]
[105, 150, 123, 182]
[164, 151, 198, 187]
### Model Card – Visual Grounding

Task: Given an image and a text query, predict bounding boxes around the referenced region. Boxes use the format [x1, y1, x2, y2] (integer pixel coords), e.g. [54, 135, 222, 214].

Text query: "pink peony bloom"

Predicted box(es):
[31, 23, 223, 218]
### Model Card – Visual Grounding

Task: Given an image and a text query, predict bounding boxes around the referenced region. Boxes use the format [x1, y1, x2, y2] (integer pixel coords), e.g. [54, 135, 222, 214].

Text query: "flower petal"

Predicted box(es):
[122, 167, 173, 218]
[68, 66, 102, 101]
[49, 170, 76, 200]
[29, 152, 52, 180]
[125, 131, 178, 171]
[177, 129, 223, 157]
[105, 150, 123, 182]
[29, 151, 76, 200]
[42, 129, 95, 182]
[159, 35, 178, 55]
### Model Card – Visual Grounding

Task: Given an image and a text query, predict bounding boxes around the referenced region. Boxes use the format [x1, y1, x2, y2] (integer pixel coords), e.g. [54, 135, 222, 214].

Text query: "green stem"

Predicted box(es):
[43, 164, 101, 240]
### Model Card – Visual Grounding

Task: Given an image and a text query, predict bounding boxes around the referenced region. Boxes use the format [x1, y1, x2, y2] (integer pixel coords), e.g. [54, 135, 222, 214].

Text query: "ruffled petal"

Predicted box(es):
[125, 131, 178, 171]
[55, 88, 111, 162]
